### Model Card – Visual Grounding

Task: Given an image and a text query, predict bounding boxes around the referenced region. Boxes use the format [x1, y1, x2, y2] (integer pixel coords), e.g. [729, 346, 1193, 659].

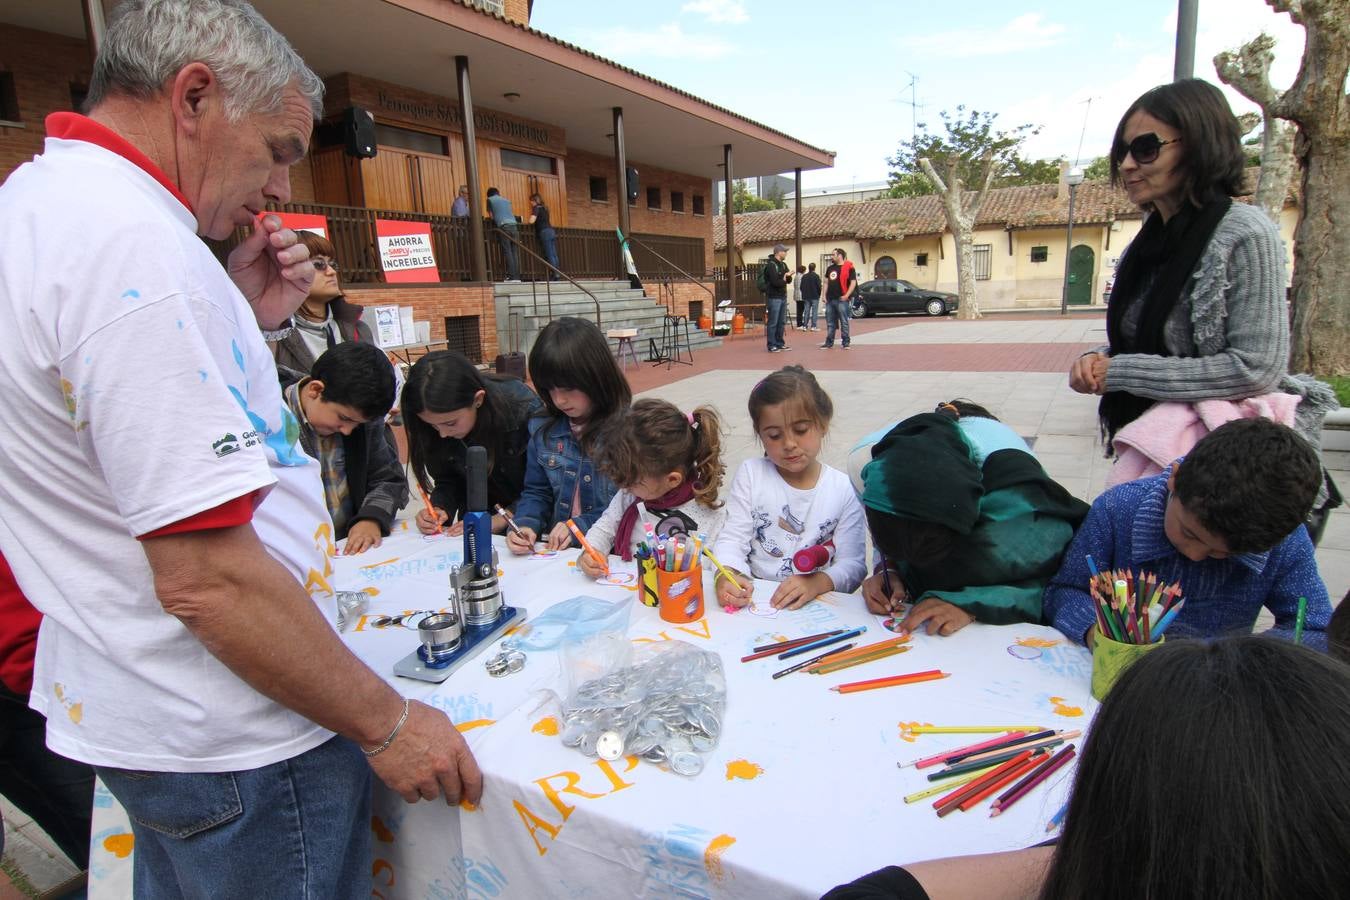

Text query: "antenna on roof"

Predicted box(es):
[1074, 97, 1098, 168]
[901, 73, 925, 143]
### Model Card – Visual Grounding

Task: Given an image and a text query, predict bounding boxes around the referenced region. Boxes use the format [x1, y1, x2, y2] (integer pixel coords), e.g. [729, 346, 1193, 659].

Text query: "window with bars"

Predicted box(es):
[1030, 245, 1049, 263]
[443, 315, 482, 363]
[973, 244, 992, 280]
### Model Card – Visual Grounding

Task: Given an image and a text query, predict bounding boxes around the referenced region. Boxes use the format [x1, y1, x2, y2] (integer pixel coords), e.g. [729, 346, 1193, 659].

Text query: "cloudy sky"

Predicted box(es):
[532, 0, 1305, 189]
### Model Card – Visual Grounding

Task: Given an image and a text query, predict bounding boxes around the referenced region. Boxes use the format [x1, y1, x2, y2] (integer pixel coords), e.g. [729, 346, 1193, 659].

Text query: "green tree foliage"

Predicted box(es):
[1082, 156, 1112, 181]
[885, 107, 1054, 198]
[731, 179, 775, 213]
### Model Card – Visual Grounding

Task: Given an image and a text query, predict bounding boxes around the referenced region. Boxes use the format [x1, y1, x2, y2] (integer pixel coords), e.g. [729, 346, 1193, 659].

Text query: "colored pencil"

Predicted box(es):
[1089, 568, 1183, 644]
[831, 669, 948, 694]
[907, 733, 1031, 770]
[950, 730, 1081, 769]
[700, 544, 743, 591]
[771, 644, 855, 680]
[903, 767, 993, 803]
[416, 484, 443, 530]
[905, 725, 1047, 735]
[990, 745, 1077, 817]
[1294, 595, 1307, 644]
[955, 751, 1049, 813]
[1046, 801, 1069, 831]
[780, 627, 866, 659]
[565, 518, 609, 575]
[494, 504, 524, 538]
[811, 644, 911, 675]
[751, 630, 846, 654]
[932, 750, 1036, 816]
[930, 746, 1038, 781]
[739, 637, 830, 663]
[1152, 600, 1185, 638]
[943, 729, 1057, 765]
[808, 635, 910, 666]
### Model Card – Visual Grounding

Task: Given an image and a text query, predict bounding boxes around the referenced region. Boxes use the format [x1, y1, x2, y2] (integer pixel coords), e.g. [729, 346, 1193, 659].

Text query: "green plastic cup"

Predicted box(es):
[1091, 631, 1164, 701]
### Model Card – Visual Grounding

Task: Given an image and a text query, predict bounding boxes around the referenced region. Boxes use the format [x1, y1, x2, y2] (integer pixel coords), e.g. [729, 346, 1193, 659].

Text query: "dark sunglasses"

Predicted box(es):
[312, 258, 339, 273]
[1113, 132, 1178, 165]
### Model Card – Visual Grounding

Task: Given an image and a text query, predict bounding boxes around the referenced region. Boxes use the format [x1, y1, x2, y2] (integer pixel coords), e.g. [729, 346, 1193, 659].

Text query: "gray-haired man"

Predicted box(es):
[0, 2, 480, 895]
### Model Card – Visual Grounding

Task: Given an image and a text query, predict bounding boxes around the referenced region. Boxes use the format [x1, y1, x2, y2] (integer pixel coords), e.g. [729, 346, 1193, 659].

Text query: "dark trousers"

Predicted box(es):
[496, 224, 520, 280]
[795, 299, 805, 327]
[0, 684, 95, 868]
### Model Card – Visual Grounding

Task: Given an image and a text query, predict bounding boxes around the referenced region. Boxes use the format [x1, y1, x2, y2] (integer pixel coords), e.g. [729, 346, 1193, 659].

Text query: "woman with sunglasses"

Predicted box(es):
[1068, 79, 1334, 476]
[271, 231, 377, 378]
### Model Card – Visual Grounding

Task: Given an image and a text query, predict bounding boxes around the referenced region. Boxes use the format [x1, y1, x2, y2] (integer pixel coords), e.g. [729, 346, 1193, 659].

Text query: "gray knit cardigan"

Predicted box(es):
[1101, 201, 1337, 446]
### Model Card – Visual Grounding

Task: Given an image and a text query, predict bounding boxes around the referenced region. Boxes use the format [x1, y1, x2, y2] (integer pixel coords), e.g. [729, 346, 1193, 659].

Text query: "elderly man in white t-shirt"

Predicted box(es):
[0, 1, 480, 895]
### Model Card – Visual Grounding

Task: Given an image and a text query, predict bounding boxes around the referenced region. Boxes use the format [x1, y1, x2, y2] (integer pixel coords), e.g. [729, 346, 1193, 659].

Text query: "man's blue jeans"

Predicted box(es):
[824, 299, 851, 347]
[765, 296, 787, 350]
[97, 735, 372, 899]
[538, 227, 560, 279]
[804, 297, 820, 328]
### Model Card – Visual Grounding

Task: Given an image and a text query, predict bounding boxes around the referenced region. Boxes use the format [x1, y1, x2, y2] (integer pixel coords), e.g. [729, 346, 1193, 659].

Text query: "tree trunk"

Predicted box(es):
[1289, 135, 1350, 374]
[953, 225, 981, 320]
[1253, 120, 1296, 223]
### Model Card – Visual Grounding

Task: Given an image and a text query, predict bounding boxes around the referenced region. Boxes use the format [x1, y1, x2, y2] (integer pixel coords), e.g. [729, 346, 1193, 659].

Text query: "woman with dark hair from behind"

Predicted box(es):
[1066, 80, 1335, 494]
[823, 635, 1350, 899]
[402, 350, 544, 535]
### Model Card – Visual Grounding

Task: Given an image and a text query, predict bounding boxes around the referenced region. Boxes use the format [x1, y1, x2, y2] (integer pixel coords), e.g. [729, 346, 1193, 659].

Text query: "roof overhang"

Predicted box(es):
[0, 0, 833, 180]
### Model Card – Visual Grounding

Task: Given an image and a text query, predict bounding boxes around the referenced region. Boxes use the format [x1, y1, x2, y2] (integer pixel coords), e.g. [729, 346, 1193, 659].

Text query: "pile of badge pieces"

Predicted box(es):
[558, 642, 726, 776]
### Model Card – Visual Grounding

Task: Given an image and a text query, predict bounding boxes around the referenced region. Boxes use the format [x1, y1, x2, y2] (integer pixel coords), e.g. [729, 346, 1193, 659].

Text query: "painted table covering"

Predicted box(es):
[88, 525, 1097, 898]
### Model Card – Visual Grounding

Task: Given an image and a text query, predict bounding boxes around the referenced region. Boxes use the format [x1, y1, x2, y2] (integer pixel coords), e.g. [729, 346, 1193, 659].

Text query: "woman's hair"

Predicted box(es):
[748, 366, 833, 434]
[1109, 79, 1246, 209]
[1041, 636, 1350, 900]
[594, 400, 725, 507]
[865, 509, 961, 566]
[934, 398, 997, 421]
[528, 317, 631, 449]
[401, 350, 524, 494]
[530, 193, 543, 205]
[296, 230, 337, 261]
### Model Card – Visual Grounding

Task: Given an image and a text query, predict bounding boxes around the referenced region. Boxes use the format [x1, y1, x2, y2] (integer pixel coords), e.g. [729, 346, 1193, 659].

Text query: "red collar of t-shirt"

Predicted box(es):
[45, 111, 194, 213]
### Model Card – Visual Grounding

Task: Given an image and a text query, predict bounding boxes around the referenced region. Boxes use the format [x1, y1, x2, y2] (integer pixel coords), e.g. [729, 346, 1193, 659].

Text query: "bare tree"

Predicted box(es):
[919, 154, 997, 321]
[1215, 33, 1298, 223]
[1215, 0, 1349, 376]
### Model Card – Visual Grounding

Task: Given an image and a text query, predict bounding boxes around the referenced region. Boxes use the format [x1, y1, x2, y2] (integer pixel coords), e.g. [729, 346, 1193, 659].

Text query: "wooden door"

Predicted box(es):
[416, 154, 459, 215]
[360, 149, 417, 212]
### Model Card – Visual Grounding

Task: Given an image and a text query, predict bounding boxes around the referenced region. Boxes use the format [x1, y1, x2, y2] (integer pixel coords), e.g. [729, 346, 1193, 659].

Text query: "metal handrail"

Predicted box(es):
[624, 233, 715, 305]
[493, 224, 602, 330]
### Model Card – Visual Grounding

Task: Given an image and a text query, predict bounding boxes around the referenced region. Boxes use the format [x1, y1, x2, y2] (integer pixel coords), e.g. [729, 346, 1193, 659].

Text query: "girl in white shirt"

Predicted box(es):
[713, 366, 867, 610]
[577, 399, 727, 575]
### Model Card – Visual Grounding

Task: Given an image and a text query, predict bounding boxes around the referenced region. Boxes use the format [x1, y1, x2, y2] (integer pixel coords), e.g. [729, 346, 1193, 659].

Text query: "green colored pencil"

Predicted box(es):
[1294, 596, 1307, 645]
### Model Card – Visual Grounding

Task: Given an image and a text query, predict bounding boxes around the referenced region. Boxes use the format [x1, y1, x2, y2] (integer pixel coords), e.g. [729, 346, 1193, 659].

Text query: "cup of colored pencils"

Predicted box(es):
[1086, 560, 1181, 700]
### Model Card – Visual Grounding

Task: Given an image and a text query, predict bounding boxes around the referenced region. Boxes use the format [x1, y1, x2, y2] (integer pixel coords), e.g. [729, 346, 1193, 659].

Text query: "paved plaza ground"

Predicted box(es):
[4, 310, 1347, 896]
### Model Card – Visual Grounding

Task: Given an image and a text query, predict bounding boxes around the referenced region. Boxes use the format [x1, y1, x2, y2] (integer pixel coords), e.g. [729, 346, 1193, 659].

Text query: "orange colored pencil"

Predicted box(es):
[806, 635, 910, 669]
[830, 669, 948, 694]
[811, 645, 911, 675]
[415, 485, 445, 531]
[566, 518, 609, 575]
[956, 751, 1050, 812]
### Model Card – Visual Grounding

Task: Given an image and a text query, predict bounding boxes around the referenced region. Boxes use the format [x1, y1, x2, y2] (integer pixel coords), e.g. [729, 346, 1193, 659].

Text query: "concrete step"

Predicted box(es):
[493, 289, 723, 360]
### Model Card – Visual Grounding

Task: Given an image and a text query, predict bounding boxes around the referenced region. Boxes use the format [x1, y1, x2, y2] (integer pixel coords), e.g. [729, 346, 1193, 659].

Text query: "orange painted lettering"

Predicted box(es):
[534, 769, 606, 820]
[595, 755, 640, 792]
[512, 799, 561, 856]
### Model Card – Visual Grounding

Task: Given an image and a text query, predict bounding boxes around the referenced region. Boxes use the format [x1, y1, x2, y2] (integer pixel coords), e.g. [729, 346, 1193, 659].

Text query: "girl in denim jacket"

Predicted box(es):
[506, 318, 631, 553]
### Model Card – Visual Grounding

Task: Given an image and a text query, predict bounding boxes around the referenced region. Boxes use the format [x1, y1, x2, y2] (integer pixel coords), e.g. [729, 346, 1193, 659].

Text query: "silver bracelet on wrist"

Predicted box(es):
[260, 317, 295, 341]
[362, 698, 411, 758]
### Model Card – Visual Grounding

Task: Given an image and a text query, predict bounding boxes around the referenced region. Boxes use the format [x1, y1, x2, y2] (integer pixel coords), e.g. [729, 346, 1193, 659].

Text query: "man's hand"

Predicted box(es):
[228, 214, 315, 329]
[366, 700, 483, 805]
[344, 520, 383, 554]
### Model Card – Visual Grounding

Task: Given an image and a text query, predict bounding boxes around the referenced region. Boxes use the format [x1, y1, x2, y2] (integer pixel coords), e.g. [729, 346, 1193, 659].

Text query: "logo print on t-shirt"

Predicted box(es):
[226, 339, 308, 467]
[213, 433, 240, 458]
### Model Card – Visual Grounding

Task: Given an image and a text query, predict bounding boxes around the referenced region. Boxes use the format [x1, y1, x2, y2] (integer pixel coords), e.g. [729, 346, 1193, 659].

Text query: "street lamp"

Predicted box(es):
[1059, 166, 1085, 316]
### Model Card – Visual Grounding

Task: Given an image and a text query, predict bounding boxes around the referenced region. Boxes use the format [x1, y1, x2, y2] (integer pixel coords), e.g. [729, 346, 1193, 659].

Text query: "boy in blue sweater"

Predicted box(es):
[1044, 418, 1330, 650]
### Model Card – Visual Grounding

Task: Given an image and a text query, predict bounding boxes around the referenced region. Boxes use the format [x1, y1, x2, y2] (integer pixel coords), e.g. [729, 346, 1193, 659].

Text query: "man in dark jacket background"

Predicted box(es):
[763, 243, 791, 353]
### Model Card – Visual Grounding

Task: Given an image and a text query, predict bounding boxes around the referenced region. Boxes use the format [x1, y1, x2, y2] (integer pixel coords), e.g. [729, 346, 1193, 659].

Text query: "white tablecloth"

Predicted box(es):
[88, 526, 1097, 897]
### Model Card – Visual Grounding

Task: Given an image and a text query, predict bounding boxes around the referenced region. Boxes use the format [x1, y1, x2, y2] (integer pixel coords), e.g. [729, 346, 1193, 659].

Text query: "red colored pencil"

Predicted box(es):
[931, 749, 1035, 813]
[990, 745, 1077, 817]
[956, 750, 1049, 812]
[740, 635, 832, 663]
[750, 630, 845, 654]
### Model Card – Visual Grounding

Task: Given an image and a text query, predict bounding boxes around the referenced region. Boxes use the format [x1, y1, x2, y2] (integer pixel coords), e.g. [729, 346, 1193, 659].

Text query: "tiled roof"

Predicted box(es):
[452, 0, 832, 161]
[714, 169, 1281, 250]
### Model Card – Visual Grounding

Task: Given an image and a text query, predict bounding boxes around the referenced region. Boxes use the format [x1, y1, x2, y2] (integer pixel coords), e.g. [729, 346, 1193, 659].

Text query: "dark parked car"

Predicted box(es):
[850, 279, 958, 318]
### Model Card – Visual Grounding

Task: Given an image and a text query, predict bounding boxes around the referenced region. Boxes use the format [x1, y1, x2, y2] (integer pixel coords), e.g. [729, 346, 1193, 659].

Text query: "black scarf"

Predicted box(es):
[1099, 197, 1232, 447]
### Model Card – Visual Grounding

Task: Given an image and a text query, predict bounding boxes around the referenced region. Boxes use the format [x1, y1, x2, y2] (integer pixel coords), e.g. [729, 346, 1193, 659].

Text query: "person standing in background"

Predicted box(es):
[792, 263, 806, 329]
[487, 187, 520, 282]
[821, 248, 857, 349]
[800, 262, 822, 331]
[451, 184, 470, 217]
[529, 192, 560, 279]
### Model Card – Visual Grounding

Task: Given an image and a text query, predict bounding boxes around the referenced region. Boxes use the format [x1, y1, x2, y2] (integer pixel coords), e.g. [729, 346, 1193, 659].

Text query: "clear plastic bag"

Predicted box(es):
[557, 636, 726, 776]
[513, 595, 633, 651]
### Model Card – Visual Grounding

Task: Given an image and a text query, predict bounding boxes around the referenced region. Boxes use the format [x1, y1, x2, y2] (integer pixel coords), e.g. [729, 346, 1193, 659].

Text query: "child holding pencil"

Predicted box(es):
[1044, 419, 1331, 650]
[713, 367, 867, 609]
[506, 318, 630, 554]
[575, 400, 727, 577]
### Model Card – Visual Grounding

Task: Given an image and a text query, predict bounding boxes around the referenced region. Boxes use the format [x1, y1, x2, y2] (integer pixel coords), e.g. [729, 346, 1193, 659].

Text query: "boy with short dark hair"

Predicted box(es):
[282, 342, 409, 554]
[1044, 418, 1331, 650]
